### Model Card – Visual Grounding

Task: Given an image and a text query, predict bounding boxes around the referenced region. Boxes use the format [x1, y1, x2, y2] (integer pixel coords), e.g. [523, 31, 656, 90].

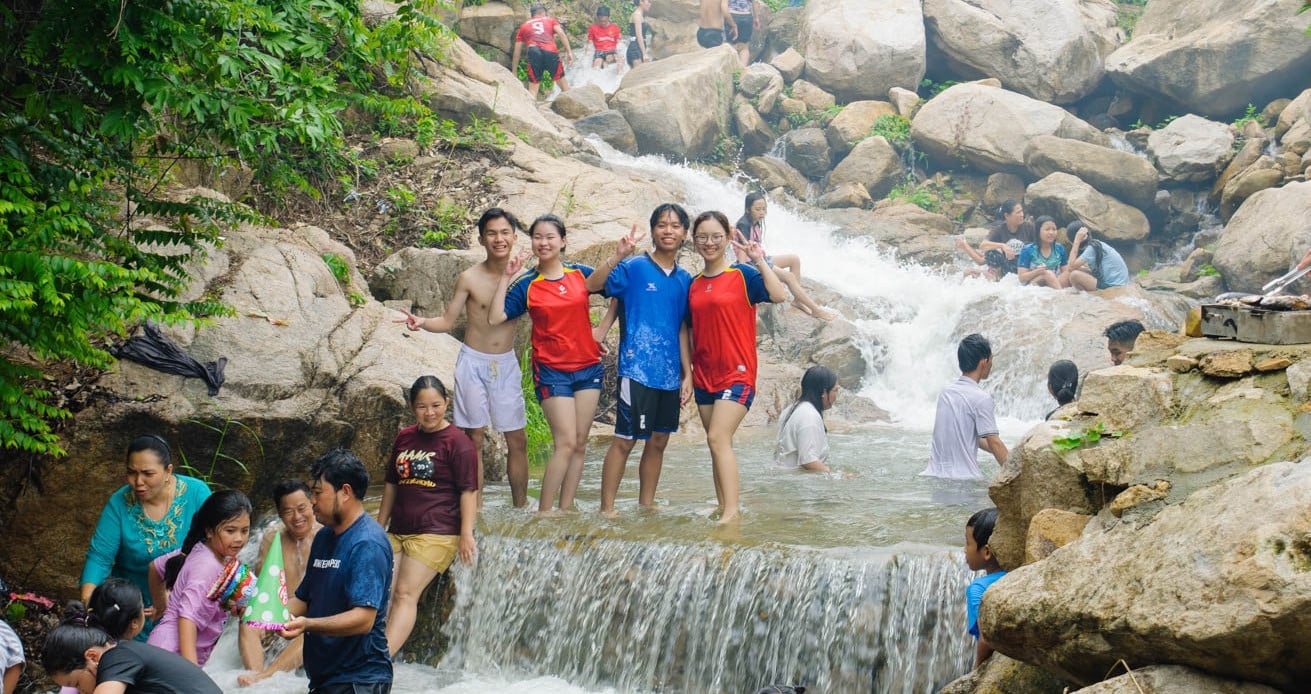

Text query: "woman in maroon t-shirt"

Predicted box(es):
[377, 375, 478, 656]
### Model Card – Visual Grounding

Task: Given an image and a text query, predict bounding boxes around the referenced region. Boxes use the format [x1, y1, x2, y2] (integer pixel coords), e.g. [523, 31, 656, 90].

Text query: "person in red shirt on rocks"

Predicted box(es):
[588, 6, 624, 73]
[511, 4, 574, 99]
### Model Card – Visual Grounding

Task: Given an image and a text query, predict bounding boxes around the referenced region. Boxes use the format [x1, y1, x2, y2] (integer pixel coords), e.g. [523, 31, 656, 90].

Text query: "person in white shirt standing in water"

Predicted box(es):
[924, 334, 1008, 480]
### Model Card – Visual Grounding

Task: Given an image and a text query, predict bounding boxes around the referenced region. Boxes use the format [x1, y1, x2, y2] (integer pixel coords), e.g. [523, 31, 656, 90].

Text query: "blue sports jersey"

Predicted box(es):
[603, 254, 693, 391]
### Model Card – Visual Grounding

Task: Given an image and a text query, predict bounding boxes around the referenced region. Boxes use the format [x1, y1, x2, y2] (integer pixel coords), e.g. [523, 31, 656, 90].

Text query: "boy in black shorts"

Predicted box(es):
[511, 4, 574, 99]
[588, 6, 623, 72]
[728, 0, 760, 66]
[697, 0, 734, 48]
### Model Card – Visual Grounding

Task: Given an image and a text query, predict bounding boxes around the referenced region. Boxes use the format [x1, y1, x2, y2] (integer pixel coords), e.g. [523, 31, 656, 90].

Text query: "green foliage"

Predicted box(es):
[870, 114, 912, 148]
[323, 254, 351, 283]
[4, 601, 26, 624]
[1304, 2, 1311, 35]
[761, 0, 801, 10]
[1197, 263, 1221, 278]
[176, 416, 262, 485]
[887, 179, 955, 214]
[1050, 421, 1126, 453]
[709, 134, 743, 164]
[515, 59, 555, 92]
[918, 78, 959, 99]
[1, 0, 456, 455]
[519, 348, 552, 472]
[1232, 103, 1264, 129]
[418, 201, 473, 249]
[1116, 1, 1147, 38]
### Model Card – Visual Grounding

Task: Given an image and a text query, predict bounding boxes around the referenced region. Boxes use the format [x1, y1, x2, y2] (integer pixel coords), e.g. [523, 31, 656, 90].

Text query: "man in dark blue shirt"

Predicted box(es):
[281, 449, 394, 694]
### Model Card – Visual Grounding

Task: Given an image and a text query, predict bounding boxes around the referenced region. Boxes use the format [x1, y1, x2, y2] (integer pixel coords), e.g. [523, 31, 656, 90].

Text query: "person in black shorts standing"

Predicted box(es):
[727, 0, 760, 66]
[626, 0, 654, 67]
[511, 4, 574, 100]
[697, 0, 734, 48]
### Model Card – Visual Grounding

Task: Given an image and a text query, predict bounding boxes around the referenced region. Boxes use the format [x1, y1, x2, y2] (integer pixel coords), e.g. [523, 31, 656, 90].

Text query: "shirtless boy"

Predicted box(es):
[698, 0, 735, 49]
[396, 208, 530, 508]
[237, 480, 321, 686]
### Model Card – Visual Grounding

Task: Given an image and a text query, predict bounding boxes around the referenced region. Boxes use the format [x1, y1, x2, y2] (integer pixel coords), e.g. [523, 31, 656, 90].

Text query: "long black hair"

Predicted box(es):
[1047, 360, 1078, 407]
[42, 604, 114, 676]
[783, 365, 838, 430]
[164, 489, 253, 590]
[87, 578, 145, 640]
[1068, 221, 1104, 277]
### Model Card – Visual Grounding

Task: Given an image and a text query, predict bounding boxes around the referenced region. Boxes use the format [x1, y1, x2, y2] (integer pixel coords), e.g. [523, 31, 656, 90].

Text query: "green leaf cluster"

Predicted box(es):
[870, 114, 912, 148]
[1, 0, 455, 456]
[1051, 421, 1126, 453]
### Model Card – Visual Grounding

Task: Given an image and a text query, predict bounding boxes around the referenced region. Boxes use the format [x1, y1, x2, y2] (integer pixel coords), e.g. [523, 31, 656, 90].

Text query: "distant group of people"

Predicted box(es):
[957, 200, 1130, 292]
[512, 1, 655, 98]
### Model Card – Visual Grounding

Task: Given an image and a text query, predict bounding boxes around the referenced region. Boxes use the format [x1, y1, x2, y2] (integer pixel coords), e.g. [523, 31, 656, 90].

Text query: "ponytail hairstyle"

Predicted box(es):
[164, 489, 253, 590]
[1047, 360, 1079, 407]
[783, 365, 838, 430]
[997, 199, 1020, 220]
[528, 214, 568, 253]
[126, 434, 172, 469]
[87, 578, 145, 640]
[42, 603, 114, 676]
[408, 375, 450, 405]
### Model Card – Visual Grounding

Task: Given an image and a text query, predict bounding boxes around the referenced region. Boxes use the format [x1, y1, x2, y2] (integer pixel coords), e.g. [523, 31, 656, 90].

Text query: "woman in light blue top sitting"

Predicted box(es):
[1065, 220, 1130, 292]
[79, 434, 211, 639]
[1016, 215, 1068, 289]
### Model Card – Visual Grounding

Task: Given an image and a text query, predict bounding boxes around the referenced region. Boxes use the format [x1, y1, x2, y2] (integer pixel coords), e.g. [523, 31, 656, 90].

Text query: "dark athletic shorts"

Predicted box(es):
[310, 683, 391, 694]
[526, 45, 564, 83]
[614, 377, 681, 440]
[595, 50, 617, 62]
[697, 27, 726, 48]
[533, 362, 603, 401]
[626, 41, 645, 65]
[694, 383, 755, 410]
[731, 13, 753, 44]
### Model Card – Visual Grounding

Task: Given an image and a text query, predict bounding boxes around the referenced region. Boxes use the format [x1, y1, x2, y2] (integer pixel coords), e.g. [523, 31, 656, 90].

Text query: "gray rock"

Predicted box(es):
[551, 84, 608, 120]
[1023, 135, 1159, 209]
[611, 45, 738, 159]
[1146, 114, 1235, 183]
[738, 62, 784, 98]
[769, 47, 806, 83]
[1220, 159, 1284, 219]
[1213, 181, 1311, 293]
[743, 156, 811, 198]
[456, 1, 521, 65]
[886, 87, 922, 118]
[983, 172, 1026, 213]
[575, 110, 638, 155]
[733, 101, 776, 157]
[910, 82, 1107, 173]
[828, 136, 903, 201]
[790, 79, 836, 113]
[1105, 0, 1311, 118]
[816, 182, 872, 209]
[825, 100, 898, 158]
[797, 0, 926, 102]
[1071, 666, 1280, 694]
[1025, 172, 1151, 241]
[984, 460, 1311, 689]
[922, 0, 1119, 104]
[780, 127, 832, 180]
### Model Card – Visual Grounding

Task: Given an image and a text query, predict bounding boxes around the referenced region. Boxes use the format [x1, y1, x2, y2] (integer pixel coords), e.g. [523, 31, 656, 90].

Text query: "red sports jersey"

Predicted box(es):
[516, 16, 561, 52]
[688, 264, 772, 392]
[504, 263, 601, 371]
[588, 23, 622, 53]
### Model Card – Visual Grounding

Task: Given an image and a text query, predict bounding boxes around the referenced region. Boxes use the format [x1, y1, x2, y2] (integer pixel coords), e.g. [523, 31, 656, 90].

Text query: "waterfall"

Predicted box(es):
[437, 535, 973, 693]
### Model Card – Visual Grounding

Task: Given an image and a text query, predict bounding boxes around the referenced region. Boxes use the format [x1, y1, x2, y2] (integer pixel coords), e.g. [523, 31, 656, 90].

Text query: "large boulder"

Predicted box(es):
[825, 101, 898, 158]
[828, 137, 903, 201]
[983, 460, 1311, 689]
[551, 84, 607, 120]
[734, 101, 777, 157]
[1146, 115, 1235, 183]
[610, 45, 738, 159]
[819, 206, 958, 266]
[1071, 666, 1280, 694]
[922, 0, 1120, 104]
[456, 1, 521, 65]
[743, 156, 811, 199]
[1024, 172, 1151, 241]
[1213, 181, 1311, 293]
[780, 127, 832, 179]
[797, 0, 926, 102]
[574, 110, 639, 155]
[1105, 0, 1311, 118]
[1023, 135, 1158, 209]
[910, 83, 1107, 174]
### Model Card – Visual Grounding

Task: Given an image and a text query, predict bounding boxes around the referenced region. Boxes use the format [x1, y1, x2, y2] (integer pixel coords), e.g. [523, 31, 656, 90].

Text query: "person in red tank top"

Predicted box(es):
[491, 215, 621, 515]
[687, 210, 787, 524]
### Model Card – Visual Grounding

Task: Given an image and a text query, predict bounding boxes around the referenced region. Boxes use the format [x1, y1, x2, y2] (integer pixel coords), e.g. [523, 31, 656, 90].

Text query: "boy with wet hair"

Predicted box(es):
[396, 208, 531, 508]
[1104, 319, 1145, 366]
[588, 6, 623, 71]
[925, 334, 1007, 480]
[964, 507, 1005, 667]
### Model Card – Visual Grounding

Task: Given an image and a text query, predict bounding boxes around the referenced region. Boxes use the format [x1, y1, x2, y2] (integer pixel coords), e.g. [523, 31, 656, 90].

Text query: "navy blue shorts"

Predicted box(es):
[615, 377, 681, 439]
[694, 383, 755, 409]
[533, 362, 603, 401]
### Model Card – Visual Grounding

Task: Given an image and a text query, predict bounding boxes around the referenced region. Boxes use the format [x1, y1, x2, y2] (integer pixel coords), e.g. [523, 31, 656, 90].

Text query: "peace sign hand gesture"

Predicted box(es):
[731, 230, 767, 264]
[615, 223, 647, 258]
[504, 249, 530, 278]
[393, 306, 424, 331]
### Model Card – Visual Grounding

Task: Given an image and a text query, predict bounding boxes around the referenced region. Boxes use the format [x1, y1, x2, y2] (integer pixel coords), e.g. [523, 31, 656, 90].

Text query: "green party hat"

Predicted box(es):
[242, 531, 290, 630]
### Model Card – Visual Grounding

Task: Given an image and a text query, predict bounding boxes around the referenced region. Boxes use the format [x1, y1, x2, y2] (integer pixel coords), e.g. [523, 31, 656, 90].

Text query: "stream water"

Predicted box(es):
[198, 59, 1177, 693]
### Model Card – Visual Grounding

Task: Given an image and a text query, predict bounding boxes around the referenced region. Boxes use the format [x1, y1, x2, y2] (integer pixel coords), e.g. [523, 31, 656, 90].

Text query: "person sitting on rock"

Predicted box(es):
[511, 4, 573, 100]
[588, 6, 623, 73]
[734, 192, 835, 319]
[1016, 215, 1068, 289]
[964, 507, 1006, 668]
[1046, 360, 1078, 420]
[1105, 319, 1145, 366]
[1065, 221, 1129, 292]
[957, 200, 1035, 280]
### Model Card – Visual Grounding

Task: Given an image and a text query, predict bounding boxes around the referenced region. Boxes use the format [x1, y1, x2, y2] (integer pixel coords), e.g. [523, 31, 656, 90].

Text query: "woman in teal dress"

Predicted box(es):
[79, 434, 211, 638]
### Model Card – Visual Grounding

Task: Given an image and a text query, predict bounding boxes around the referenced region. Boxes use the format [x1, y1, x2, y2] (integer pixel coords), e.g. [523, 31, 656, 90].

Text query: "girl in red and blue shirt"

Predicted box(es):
[687, 210, 787, 524]
[491, 214, 604, 514]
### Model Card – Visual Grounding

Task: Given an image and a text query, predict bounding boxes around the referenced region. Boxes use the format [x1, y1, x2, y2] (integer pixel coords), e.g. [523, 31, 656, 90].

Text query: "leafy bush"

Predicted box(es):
[870, 114, 912, 148]
[887, 180, 954, 214]
[1, 0, 455, 455]
[1232, 103, 1263, 129]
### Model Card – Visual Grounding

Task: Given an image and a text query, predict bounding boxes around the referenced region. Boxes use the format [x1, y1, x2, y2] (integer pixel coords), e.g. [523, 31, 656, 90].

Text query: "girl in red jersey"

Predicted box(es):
[491, 215, 613, 514]
[687, 210, 787, 523]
